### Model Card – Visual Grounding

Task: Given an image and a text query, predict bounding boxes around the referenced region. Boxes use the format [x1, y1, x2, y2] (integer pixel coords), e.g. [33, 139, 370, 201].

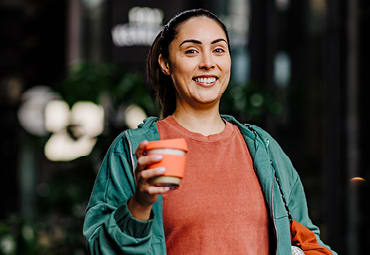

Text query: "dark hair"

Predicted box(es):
[146, 8, 230, 118]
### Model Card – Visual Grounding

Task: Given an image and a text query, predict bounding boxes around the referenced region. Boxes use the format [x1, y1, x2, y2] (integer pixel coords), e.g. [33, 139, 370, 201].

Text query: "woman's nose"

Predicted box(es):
[199, 53, 215, 70]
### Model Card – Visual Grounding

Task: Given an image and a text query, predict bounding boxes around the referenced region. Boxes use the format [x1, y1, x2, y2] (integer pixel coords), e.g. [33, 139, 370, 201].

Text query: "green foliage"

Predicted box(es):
[221, 82, 283, 125]
[56, 62, 159, 116]
[110, 72, 158, 116]
[57, 62, 119, 106]
[0, 156, 96, 254]
[0, 216, 45, 255]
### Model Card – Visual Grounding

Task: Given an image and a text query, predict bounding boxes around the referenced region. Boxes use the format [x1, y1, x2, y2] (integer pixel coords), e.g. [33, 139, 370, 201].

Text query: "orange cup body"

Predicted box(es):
[145, 138, 188, 187]
[147, 154, 186, 178]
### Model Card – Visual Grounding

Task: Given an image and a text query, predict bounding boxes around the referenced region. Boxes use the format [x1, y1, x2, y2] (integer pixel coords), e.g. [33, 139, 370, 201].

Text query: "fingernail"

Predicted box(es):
[158, 167, 165, 173]
[153, 155, 163, 160]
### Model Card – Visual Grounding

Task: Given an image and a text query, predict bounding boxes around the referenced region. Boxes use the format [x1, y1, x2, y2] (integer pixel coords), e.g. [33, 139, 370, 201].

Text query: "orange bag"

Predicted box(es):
[291, 219, 332, 255]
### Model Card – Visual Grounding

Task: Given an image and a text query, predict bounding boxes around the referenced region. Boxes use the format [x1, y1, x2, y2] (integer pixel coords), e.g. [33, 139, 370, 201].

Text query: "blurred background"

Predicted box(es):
[0, 0, 369, 254]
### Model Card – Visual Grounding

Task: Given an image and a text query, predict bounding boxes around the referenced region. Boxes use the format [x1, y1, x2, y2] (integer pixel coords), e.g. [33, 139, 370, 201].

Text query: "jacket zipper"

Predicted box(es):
[124, 130, 136, 185]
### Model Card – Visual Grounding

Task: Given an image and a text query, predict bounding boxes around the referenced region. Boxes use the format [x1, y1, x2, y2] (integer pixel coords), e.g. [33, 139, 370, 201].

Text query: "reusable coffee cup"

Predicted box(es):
[145, 138, 188, 189]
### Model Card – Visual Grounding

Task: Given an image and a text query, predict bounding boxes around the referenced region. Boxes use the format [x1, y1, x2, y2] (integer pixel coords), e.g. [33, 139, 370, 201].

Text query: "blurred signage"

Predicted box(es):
[112, 7, 164, 46]
[109, 0, 188, 71]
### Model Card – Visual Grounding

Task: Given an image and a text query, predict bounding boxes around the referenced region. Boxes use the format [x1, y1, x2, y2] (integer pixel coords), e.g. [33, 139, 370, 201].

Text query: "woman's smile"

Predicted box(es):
[192, 75, 218, 87]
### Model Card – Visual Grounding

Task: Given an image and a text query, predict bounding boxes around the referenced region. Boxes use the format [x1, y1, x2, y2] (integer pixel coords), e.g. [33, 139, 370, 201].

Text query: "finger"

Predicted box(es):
[136, 154, 163, 171]
[138, 167, 165, 180]
[135, 140, 149, 158]
[147, 186, 170, 195]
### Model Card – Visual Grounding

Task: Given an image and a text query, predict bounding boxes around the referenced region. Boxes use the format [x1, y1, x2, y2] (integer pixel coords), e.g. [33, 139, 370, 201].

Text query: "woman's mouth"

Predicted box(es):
[193, 76, 218, 86]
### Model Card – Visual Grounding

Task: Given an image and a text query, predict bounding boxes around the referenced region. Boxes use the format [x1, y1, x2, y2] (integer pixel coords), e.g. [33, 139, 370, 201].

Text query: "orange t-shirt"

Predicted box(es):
[157, 116, 270, 255]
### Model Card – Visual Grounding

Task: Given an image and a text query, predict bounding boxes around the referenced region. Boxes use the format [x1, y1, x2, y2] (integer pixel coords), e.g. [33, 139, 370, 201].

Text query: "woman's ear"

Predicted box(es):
[158, 54, 170, 75]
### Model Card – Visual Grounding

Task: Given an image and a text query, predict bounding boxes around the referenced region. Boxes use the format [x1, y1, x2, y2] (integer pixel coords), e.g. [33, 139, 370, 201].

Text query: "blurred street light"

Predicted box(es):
[45, 100, 70, 133]
[124, 104, 147, 129]
[17, 86, 58, 136]
[274, 51, 291, 87]
[44, 101, 104, 161]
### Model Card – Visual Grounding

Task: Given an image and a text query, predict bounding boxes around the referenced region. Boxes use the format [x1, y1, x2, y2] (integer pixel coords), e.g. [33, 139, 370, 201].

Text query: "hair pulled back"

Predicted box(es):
[146, 8, 230, 118]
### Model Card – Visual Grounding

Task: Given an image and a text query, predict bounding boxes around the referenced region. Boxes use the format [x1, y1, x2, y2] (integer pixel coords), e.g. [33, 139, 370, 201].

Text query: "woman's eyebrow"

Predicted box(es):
[211, 38, 227, 45]
[179, 38, 227, 46]
[180, 39, 201, 46]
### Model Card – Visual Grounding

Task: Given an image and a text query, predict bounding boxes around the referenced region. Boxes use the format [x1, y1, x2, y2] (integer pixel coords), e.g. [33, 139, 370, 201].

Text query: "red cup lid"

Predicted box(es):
[146, 138, 188, 152]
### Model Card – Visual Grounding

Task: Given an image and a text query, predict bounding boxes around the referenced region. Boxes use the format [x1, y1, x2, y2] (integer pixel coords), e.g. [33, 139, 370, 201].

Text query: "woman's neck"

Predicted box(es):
[172, 106, 225, 136]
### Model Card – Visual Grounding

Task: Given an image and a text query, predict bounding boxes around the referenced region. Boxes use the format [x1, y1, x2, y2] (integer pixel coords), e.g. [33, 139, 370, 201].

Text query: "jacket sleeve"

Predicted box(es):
[266, 132, 338, 255]
[82, 134, 155, 254]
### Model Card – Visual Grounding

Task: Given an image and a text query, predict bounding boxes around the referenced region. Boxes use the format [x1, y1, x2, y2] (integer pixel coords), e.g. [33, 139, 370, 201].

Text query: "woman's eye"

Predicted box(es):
[214, 48, 225, 54]
[185, 49, 197, 54]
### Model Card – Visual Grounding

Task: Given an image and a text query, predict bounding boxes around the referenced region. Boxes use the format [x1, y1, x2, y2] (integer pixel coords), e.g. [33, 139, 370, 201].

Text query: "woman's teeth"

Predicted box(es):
[194, 77, 216, 84]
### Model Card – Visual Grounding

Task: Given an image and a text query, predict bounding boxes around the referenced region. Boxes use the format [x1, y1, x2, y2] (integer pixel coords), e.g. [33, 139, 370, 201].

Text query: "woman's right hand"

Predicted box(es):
[127, 140, 170, 220]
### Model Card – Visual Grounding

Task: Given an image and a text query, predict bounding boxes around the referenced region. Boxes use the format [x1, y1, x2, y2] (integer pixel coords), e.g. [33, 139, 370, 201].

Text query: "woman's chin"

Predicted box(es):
[192, 96, 222, 108]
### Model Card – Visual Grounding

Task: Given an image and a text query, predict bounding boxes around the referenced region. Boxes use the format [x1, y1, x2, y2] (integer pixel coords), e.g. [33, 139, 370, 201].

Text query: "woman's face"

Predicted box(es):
[159, 16, 231, 110]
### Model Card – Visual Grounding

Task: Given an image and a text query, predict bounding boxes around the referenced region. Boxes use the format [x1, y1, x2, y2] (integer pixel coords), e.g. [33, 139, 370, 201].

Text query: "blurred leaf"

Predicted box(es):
[221, 81, 283, 124]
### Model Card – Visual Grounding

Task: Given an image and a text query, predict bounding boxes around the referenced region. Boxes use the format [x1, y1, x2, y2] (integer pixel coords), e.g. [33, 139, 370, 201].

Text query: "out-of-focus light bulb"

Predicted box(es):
[276, 0, 290, 11]
[45, 100, 70, 133]
[350, 177, 366, 183]
[44, 100, 104, 162]
[44, 130, 97, 161]
[124, 104, 147, 129]
[17, 86, 57, 136]
[274, 51, 291, 87]
[71, 101, 104, 137]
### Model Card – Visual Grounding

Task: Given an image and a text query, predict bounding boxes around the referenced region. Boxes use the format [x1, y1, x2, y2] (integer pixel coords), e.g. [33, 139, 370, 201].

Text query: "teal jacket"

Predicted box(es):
[83, 115, 337, 254]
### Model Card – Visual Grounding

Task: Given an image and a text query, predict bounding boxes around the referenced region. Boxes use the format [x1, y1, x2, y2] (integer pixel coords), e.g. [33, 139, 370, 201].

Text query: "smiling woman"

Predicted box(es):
[147, 9, 231, 119]
[157, 16, 231, 130]
[83, 8, 337, 255]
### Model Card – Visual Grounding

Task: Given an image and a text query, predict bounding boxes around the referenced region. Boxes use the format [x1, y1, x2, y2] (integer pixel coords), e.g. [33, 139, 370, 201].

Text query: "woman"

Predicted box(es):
[83, 9, 336, 255]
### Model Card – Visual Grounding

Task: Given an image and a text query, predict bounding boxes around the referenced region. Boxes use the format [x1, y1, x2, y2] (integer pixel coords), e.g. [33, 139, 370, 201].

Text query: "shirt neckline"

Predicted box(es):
[160, 115, 235, 143]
